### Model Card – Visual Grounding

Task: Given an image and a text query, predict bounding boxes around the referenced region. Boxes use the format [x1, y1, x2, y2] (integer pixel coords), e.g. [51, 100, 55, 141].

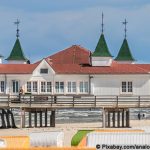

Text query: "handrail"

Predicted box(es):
[0, 94, 150, 108]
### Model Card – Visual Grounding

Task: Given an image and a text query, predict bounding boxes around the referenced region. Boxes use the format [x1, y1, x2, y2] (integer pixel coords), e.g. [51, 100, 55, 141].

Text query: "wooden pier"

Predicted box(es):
[0, 95, 150, 128]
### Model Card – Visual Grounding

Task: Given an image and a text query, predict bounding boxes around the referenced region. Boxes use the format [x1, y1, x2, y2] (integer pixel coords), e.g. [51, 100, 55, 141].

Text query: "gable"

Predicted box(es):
[32, 59, 55, 76]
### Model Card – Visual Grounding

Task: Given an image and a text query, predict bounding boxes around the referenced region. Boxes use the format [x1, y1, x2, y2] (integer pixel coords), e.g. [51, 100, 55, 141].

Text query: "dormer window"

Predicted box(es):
[40, 68, 48, 74]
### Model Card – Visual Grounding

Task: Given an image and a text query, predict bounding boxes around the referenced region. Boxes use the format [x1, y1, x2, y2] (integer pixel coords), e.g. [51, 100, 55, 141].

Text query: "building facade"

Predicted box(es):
[0, 27, 150, 97]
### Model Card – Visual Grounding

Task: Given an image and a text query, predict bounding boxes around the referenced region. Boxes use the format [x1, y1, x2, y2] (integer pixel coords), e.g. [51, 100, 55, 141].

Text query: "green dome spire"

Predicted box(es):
[6, 38, 28, 61]
[92, 34, 112, 57]
[115, 38, 135, 61]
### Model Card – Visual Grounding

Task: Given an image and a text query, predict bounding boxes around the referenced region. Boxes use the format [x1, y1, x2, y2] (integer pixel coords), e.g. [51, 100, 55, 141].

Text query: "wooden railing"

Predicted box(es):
[0, 94, 150, 108]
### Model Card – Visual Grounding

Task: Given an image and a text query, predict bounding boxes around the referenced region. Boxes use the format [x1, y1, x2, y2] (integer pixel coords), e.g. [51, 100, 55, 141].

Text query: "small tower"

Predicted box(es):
[92, 13, 113, 66]
[115, 19, 135, 64]
[6, 19, 29, 64]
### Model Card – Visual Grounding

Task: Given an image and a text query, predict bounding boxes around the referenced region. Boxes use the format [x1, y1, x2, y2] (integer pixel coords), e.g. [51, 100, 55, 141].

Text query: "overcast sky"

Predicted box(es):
[0, 0, 150, 63]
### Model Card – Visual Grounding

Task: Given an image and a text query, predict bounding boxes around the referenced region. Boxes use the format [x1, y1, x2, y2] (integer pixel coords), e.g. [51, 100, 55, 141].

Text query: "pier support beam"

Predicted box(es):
[50, 110, 55, 127]
[113, 111, 115, 127]
[29, 111, 32, 128]
[108, 112, 110, 128]
[40, 111, 42, 127]
[102, 108, 106, 128]
[34, 111, 37, 127]
[117, 111, 120, 127]
[45, 109, 47, 127]
[126, 109, 130, 127]
[20, 109, 25, 128]
[122, 109, 124, 127]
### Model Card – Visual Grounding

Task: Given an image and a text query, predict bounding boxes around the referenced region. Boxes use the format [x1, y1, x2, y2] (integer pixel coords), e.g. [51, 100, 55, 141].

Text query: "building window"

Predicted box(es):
[122, 81, 132, 93]
[12, 80, 19, 93]
[27, 82, 31, 92]
[33, 81, 38, 92]
[41, 82, 46, 92]
[40, 81, 52, 93]
[79, 81, 88, 93]
[55, 82, 64, 93]
[68, 82, 76, 93]
[128, 82, 133, 92]
[27, 81, 38, 93]
[0, 81, 5, 93]
[47, 82, 52, 92]
[40, 68, 48, 74]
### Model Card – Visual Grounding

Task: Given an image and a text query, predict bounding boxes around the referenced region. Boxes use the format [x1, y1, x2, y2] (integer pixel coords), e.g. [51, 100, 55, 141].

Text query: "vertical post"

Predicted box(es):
[50, 110, 55, 127]
[102, 108, 106, 128]
[126, 109, 130, 127]
[113, 111, 115, 127]
[45, 109, 47, 127]
[30, 95, 32, 107]
[116, 96, 118, 108]
[29, 111, 32, 128]
[20, 109, 25, 128]
[117, 111, 120, 127]
[138, 96, 140, 107]
[34, 111, 37, 127]
[122, 109, 124, 127]
[40, 111, 42, 127]
[108, 111, 110, 128]
[73, 96, 74, 107]
[8, 95, 10, 107]
[94, 96, 96, 107]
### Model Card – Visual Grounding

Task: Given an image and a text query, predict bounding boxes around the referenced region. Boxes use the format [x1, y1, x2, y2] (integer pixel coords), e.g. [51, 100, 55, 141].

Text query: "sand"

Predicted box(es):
[0, 120, 150, 146]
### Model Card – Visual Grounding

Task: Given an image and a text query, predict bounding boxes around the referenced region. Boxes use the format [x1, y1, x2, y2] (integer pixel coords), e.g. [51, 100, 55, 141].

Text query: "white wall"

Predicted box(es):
[91, 74, 150, 95]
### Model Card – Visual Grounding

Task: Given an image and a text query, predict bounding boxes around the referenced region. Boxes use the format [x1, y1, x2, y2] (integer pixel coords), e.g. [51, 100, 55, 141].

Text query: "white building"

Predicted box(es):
[0, 27, 150, 97]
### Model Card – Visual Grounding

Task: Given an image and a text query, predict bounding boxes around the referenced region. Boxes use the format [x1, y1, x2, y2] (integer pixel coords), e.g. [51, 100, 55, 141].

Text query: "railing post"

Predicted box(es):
[8, 94, 10, 107]
[116, 96, 118, 108]
[51, 96, 53, 106]
[73, 96, 74, 107]
[30, 95, 31, 107]
[138, 96, 140, 107]
[94, 96, 96, 107]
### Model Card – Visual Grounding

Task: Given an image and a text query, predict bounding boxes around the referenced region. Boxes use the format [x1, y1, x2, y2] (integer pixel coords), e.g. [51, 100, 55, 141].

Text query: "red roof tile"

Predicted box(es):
[0, 64, 37, 74]
[47, 45, 91, 65]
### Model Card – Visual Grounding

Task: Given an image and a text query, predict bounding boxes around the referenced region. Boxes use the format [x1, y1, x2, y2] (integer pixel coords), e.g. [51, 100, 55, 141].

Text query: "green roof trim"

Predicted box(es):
[6, 38, 28, 61]
[92, 34, 112, 57]
[115, 39, 135, 61]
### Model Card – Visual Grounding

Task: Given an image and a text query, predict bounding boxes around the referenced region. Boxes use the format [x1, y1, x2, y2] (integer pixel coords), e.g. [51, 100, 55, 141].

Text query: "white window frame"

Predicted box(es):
[26, 81, 38, 93]
[27, 81, 31, 93]
[67, 81, 76, 93]
[33, 81, 38, 93]
[79, 81, 89, 93]
[12, 80, 19, 93]
[121, 81, 133, 94]
[55, 81, 64, 93]
[40, 81, 52, 93]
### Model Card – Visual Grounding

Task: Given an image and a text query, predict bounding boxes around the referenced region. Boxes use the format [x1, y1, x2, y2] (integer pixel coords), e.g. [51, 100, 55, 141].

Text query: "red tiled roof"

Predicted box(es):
[47, 45, 91, 65]
[46, 45, 150, 74]
[1, 45, 150, 75]
[51, 63, 149, 74]
[0, 64, 37, 74]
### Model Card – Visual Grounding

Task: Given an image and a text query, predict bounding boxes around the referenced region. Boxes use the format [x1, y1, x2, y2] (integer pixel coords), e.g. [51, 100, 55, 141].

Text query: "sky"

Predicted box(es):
[0, 0, 150, 63]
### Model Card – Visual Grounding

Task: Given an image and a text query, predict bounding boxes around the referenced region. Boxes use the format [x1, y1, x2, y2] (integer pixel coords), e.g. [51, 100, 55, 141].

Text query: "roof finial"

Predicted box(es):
[122, 19, 128, 39]
[101, 12, 104, 33]
[14, 19, 20, 38]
